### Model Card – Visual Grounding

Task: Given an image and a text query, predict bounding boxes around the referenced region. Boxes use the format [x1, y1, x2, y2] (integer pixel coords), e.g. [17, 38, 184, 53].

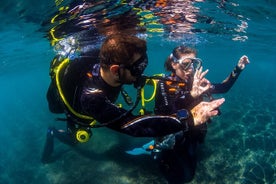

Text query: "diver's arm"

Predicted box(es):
[121, 98, 225, 137]
[80, 89, 185, 137]
[80, 87, 224, 137]
[210, 55, 249, 94]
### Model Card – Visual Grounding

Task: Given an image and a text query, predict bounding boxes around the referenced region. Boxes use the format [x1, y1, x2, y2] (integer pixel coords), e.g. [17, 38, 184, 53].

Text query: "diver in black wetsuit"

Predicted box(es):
[152, 46, 250, 183]
[41, 35, 225, 164]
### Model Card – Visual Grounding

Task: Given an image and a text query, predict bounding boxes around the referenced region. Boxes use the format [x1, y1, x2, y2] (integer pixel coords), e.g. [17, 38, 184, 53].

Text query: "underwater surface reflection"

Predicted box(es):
[0, 0, 275, 183]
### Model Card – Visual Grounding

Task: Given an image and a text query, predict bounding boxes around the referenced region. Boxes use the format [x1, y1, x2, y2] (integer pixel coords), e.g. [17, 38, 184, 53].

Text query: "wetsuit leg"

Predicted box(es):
[55, 122, 78, 146]
[41, 127, 56, 163]
[41, 123, 78, 163]
[158, 137, 198, 183]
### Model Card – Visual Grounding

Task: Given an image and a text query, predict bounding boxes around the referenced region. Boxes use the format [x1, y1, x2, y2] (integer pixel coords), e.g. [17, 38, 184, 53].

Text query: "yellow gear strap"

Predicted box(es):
[140, 74, 163, 114]
[55, 58, 96, 126]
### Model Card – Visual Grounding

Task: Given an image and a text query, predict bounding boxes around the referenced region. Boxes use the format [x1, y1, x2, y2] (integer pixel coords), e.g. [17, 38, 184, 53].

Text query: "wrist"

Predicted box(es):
[186, 91, 196, 100]
[235, 65, 243, 72]
[190, 90, 196, 98]
[177, 109, 194, 128]
[177, 109, 189, 121]
[231, 65, 242, 78]
[176, 109, 193, 131]
[190, 108, 201, 126]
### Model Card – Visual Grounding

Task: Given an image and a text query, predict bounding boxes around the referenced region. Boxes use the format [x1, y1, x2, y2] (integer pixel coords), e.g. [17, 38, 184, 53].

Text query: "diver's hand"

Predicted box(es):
[191, 98, 225, 126]
[190, 66, 211, 98]
[237, 55, 250, 70]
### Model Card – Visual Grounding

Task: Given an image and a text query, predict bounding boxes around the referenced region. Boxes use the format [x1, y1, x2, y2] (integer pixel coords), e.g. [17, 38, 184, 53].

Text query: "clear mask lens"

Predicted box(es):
[179, 58, 202, 71]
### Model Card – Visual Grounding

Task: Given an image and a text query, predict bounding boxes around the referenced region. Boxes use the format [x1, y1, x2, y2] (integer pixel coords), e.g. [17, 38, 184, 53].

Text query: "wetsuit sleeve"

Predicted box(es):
[80, 88, 187, 137]
[209, 65, 243, 94]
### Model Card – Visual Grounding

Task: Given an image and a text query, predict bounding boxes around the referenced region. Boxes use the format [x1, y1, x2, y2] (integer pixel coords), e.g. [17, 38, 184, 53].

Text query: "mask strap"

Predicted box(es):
[170, 53, 181, 63]
[117, 65, 124, 83]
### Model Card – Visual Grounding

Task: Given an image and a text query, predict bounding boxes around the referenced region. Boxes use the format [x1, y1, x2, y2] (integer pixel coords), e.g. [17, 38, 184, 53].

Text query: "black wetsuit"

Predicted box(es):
[43, 57, 195, 164]
[154, 66, 243, 183]
[59, 61, 189, 137]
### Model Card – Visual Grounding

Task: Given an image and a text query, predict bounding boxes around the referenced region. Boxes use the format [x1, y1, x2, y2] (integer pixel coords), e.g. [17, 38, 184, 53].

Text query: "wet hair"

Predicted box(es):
[164, 46, 197, 72]
[99, 33, 147, 69]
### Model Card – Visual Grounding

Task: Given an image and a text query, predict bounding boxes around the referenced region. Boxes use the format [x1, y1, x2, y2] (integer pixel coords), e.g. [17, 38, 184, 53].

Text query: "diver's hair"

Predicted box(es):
[99, 33, 147, 69]
[164, 46, 197, 72]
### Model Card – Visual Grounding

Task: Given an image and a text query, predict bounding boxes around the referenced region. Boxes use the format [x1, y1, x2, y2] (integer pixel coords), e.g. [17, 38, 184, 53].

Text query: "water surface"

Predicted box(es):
[0, 0, 275, 183]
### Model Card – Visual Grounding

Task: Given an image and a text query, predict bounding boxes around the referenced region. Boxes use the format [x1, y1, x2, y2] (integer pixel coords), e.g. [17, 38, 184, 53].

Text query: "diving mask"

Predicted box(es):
[126, 55, 148, 77]
[178, 57, 202, 71]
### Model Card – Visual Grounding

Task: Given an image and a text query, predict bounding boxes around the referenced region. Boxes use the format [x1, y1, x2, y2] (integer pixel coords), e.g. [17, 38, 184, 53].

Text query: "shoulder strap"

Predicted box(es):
[55, 58, 96, 126]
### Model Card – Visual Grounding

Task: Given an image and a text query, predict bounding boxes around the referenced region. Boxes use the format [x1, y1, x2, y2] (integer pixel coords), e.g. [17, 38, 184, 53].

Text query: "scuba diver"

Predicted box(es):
[127, 46, 249, 183]
[42, 34, 225, 164]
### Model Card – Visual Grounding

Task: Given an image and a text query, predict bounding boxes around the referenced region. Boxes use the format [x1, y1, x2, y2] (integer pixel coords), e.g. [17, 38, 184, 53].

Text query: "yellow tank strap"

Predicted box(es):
[55, 58, 96, 124]
[50, 27, 62, 46]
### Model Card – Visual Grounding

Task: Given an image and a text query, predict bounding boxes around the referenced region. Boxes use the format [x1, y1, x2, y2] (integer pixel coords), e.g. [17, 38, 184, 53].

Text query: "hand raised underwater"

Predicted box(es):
[191, 66, 211, 98]
[191, 98, 225, 126]
[237, 55, 250, 70]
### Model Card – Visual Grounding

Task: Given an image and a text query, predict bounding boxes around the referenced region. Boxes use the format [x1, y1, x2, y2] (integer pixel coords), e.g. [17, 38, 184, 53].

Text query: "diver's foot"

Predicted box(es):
[41, 127, 55, 164]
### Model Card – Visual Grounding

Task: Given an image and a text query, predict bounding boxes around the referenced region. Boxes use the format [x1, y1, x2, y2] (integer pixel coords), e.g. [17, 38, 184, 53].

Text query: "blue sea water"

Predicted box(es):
[0, 0, 275, 183]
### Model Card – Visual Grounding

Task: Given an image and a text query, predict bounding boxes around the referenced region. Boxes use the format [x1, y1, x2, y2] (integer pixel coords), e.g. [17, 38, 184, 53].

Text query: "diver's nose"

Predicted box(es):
[186, 68, 193, 74]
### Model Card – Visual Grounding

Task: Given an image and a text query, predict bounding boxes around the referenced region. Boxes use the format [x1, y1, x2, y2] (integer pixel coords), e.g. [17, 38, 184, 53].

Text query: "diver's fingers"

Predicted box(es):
[240, 55, 249, 64]
[198, 66, 203, 76]
[194, 66, 202, 78]
[238, 55, 250, 69]
[242, 55, 250, 64]
[194, 68, 199, 78]
[202, 78, 211, 85]
[200, 78, 211, 92]
[209, 109, 219, 116]
[200, 69, 209, 79]
[209, 98, 225, 111]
